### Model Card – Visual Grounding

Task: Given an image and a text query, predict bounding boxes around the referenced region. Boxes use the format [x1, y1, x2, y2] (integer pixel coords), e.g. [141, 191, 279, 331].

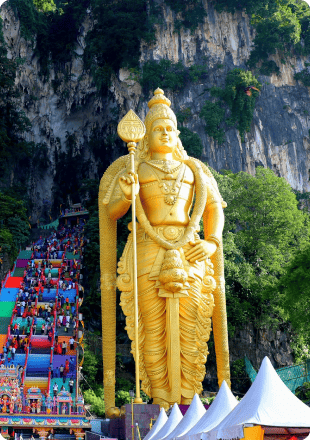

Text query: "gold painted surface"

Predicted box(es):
[99, 88, 230, 412]
[117, 109, 146, 144]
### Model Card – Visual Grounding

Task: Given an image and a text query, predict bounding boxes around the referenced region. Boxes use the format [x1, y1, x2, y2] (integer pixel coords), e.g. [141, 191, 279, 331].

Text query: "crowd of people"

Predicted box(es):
[0, 224, 85, 403]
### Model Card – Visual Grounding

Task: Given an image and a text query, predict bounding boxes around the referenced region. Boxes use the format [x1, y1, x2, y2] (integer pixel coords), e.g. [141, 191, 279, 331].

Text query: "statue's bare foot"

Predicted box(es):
[153, 398, 170, 410]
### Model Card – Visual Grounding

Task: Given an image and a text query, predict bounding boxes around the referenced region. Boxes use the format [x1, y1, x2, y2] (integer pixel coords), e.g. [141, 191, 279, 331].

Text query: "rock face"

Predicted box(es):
[203, 323, 294, 392]
[229, 324, 294, 369]
[0, 0, 306, 371]
[1, 0, 310, 221]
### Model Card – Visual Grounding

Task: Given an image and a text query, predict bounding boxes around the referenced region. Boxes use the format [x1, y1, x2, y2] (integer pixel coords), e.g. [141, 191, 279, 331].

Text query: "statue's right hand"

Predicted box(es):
[119, 172, 139, 200]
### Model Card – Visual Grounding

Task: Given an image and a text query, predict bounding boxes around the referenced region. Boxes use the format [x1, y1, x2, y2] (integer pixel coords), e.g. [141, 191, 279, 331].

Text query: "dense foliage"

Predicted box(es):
[200, 101, 226, 144]
[0, 192, 30, 262]
[212, 167, 309, 334]
[84, 0, 155, 93]
[277, 245, 310, 342]
[9, 0, 90, 77]
[294, 64, 310, 87]
[179, 127, 203, 158]
[164, 0, 206, 32]
[200, 69, 261, 143]
[141, 59, 207, 93]
[33, 0, 56, 12]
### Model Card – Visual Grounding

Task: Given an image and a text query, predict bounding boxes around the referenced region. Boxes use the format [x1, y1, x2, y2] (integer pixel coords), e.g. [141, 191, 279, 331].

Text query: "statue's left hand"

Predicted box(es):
[184, 239, 217, 262]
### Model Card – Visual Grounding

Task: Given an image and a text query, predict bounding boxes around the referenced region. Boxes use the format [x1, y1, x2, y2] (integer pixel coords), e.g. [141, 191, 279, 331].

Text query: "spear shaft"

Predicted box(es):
[128, 142, 142, 404]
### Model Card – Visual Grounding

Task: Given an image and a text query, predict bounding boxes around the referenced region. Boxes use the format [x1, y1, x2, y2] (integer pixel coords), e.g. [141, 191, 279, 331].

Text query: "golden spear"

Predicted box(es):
[117, 109, 146, 403]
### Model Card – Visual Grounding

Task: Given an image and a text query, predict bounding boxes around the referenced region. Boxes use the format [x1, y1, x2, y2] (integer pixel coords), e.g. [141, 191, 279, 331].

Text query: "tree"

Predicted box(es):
[84, 388, 105, 417]
[33, 0, 56, 12]
[277, 245, 310, 341]
[210, 167, 310, 333]
[0, 192, 30, 260]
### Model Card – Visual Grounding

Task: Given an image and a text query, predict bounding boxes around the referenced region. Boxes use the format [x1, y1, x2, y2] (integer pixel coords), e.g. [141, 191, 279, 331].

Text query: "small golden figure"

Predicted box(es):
[99, 89, 230, 413]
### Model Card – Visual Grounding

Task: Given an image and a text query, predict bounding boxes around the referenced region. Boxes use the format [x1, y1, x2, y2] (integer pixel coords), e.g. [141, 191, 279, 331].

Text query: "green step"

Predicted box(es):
[65, 252, 79, 260]
[0, 317, 11, 334]
[13, 268, 25, 277]
[0, 302, 15, 318]
[18, 250, 32, 260]
[50, 377, 76, 396]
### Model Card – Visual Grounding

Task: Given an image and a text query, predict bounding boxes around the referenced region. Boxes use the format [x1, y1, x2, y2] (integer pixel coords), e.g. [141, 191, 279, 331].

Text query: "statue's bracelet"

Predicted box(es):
[206, 234, 221, 247]
[121, 193, 132, 204]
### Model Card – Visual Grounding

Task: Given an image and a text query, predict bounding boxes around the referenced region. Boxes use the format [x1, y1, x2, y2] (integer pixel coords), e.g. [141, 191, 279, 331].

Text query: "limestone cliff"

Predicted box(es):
[1, 0, 310, 223]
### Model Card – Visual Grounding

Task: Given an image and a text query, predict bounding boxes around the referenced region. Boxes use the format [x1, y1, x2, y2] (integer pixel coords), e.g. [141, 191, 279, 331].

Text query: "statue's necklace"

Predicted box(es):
[148, 163, 186, 205]
[146, 160, 182, 180]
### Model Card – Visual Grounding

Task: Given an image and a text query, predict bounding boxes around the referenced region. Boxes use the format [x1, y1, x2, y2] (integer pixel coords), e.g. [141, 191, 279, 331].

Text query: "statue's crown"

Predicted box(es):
[145, 88, 177, 132]
[148, 88, 171, 109]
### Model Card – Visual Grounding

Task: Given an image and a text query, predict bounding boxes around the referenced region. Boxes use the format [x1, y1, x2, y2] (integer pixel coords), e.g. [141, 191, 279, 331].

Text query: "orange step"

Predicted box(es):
[24, 377, 48, 393]
[57, 336, 76, 356]
[0, 335, 7, 353]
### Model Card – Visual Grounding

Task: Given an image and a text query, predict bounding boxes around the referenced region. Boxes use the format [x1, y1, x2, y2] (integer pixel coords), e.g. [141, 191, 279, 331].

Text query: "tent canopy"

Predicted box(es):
[205, 357, 310, 440]
[144, 408, 168, 440]
[163, 394, 206, 440]
[179, 381, 238, 440]
[151, 403, 183, 440]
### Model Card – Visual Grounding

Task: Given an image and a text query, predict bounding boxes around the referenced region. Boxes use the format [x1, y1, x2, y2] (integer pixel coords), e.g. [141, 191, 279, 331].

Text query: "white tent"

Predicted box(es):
[151, 403, 183, 440]
[162, 394, 206, 440]
[179, 381, 238, 440]
[205, 356, 310, 440]
[144, 408, 168, 440]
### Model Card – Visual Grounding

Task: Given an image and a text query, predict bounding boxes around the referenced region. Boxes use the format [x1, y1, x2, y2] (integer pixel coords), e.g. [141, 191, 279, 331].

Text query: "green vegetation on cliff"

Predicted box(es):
[200, 68, 261, 143]
[8, 0, 310, 89]
[9, 0, 90, 77]
[0, 17, 33, 177]
[84, 0, 155, 93]
[0, 17, 32, 259]
[214, 0, 310, 74]
[141, 59, 207, 92]
[164, 0, 206, 32]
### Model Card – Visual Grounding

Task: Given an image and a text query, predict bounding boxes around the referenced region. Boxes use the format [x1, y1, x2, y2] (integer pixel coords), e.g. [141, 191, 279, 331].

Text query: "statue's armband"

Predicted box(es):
[108, 181, 132, 221]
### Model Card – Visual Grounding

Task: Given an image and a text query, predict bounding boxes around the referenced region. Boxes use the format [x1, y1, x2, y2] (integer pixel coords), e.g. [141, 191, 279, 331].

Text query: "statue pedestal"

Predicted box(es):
[124, 404, 160, 440]
[107, 404, 161, 440]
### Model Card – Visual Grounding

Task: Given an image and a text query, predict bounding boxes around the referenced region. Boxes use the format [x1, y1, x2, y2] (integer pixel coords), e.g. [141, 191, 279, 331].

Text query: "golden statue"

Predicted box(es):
[99, 89, 230, 414]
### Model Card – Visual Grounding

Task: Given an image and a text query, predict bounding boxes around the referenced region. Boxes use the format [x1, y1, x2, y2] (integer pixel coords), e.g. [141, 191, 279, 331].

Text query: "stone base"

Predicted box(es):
[125, 404, 160, 440]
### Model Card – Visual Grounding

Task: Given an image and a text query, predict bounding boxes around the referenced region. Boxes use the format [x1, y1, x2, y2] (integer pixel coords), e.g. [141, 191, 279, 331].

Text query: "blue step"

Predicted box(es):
[58, 290, 76, 303]
[41, 289, 57, 301]
[26, 354, 50, 374]
[0, 288, 19, 301]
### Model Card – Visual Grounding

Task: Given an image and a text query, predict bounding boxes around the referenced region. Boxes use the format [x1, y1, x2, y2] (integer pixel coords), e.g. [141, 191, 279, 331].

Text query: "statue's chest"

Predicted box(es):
[139, 179, 194, 207]
[138, 162, 195, 209]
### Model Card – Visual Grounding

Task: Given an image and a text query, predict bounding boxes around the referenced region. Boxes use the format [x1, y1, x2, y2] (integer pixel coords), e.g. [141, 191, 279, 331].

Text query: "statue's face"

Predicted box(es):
[148, 119, 178, 154]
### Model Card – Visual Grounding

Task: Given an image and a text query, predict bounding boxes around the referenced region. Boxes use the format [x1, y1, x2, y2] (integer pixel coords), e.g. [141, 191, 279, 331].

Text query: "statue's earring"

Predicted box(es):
[140, 135, 149, 159]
